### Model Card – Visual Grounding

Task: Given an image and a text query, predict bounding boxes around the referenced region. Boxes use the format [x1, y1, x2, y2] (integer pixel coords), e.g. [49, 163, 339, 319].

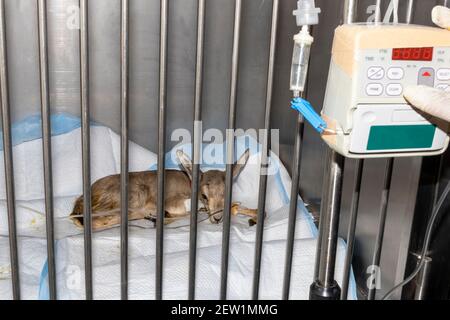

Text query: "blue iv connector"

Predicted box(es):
[290, 97, 327, 134]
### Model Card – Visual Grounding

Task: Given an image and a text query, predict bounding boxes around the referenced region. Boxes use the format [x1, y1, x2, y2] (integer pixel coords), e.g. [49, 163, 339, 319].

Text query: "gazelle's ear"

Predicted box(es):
[232, 149, 250, 179]
[176, 150, 193, 180]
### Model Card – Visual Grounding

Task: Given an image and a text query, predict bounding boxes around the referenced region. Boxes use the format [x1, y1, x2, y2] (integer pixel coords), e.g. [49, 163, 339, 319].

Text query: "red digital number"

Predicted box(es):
[412, 48, 422, 60]
[422, 47, 433, 61]
[392, 47, 433, 61]
[392, 48, 402, 60]
[402, 48, 412, 60]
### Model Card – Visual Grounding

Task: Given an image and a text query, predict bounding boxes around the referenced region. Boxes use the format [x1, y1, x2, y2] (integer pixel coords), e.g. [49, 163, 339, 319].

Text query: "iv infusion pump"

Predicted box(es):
[321, 24, 450, 158]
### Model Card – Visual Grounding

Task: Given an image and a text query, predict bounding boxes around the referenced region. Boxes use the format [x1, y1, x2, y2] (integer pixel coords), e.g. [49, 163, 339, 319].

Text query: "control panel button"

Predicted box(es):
[437, 68, 450, 81]
[387, 67, 404, 80]
[436, 83, 450, 91]
[367, 67, 385, 80]
[366, 83, 383, 96]
[386, 83, 403, 96]
[418, 67, 435, 87]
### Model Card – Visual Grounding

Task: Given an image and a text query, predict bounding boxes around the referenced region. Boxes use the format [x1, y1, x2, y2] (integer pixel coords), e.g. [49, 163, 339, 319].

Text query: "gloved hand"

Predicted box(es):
[403, 6, 450, 123]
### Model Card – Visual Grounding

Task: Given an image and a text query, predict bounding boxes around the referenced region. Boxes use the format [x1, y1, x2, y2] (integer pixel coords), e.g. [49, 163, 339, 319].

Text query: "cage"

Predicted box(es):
[0, 0, 449, 301]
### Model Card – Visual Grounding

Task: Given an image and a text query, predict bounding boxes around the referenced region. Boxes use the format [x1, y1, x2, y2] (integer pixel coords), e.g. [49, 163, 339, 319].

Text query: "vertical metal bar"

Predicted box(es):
[188, 0, 205, 301]
[405, 0, 414, 24]
[313, 162, 331, 280]
[310, 150, 345, 300]
[432, 155, 445, 209]
[282, 113, 305, 300]
[156, 0, 168, 301]
[339, 1, 360, 300]
[341, 159, 364, 300]
[0, 0, 20, 300]
[252, 0, 279, 300]
[319, 151, 345, 286]
[37, 0, 56, 300]
[79, 0, 92, 300]
[343, 0, 358, 24]
[120, 0, 129, 300]
[367, 158, 394, 300]
[220, 0, 242, 300]
[375, 0, 382, 23]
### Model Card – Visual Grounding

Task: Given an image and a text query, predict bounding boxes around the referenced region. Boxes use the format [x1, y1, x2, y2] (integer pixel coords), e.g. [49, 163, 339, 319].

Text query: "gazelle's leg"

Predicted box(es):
[142, 200, 157, 220]
[238, 208, 258, 219]
[164, 196, 190, 225]
[230, 203, 260, 226]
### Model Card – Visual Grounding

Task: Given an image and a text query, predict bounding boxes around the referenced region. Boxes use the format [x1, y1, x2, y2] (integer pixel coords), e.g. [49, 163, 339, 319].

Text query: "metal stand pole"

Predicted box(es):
[309, 0, 358, 301]
[310, 150, 345, 300]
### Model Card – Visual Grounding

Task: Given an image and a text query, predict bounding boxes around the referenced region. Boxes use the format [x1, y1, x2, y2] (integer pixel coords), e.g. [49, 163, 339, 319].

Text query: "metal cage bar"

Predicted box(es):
[0, 0, 20, 300]
[37, 0, 56, 300]
[341, 159, 364, 300]
[282, 113, 305, 300]
[406, 0, 415, 24]
[188, 0, 206, 300]
[375, 0, 382, 24]
[343, 0, 358, 24]
[313, 161, 331, 281]
[156, 0, 168, 301]
[432, 155, 445, 210]
[220, 0, 242, 300]
[252, 0, 279, 300]
[340, 0, 360, 300]
[368, 157, 394, 300]
[79, 0, 93, 300]
[120, 0, 130, 300]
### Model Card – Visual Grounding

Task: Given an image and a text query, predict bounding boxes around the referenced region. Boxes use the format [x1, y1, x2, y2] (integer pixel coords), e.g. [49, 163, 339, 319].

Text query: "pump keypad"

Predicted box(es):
[360, 47, 450, 98]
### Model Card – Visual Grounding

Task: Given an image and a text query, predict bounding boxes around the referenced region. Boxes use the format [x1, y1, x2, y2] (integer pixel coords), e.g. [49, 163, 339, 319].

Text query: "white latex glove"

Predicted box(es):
[403, 6, 450, 123]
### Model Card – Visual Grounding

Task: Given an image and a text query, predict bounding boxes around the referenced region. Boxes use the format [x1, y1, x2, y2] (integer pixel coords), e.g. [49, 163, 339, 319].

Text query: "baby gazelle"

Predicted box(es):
[70, 149, 255, 230]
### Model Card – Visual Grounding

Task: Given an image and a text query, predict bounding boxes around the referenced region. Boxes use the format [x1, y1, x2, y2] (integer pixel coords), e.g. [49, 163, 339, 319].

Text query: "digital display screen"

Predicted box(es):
[392, 47, 433, 61]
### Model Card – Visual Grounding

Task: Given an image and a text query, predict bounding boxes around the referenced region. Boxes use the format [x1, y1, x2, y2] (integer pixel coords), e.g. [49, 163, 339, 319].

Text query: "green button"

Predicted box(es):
[367, 125, 436, 151]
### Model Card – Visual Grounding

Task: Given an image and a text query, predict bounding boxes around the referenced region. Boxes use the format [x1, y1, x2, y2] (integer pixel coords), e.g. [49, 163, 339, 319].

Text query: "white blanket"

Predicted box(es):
[39, 234, 356, 300]
[0, 237, 47, 300]
[0, 201, 322, 300]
